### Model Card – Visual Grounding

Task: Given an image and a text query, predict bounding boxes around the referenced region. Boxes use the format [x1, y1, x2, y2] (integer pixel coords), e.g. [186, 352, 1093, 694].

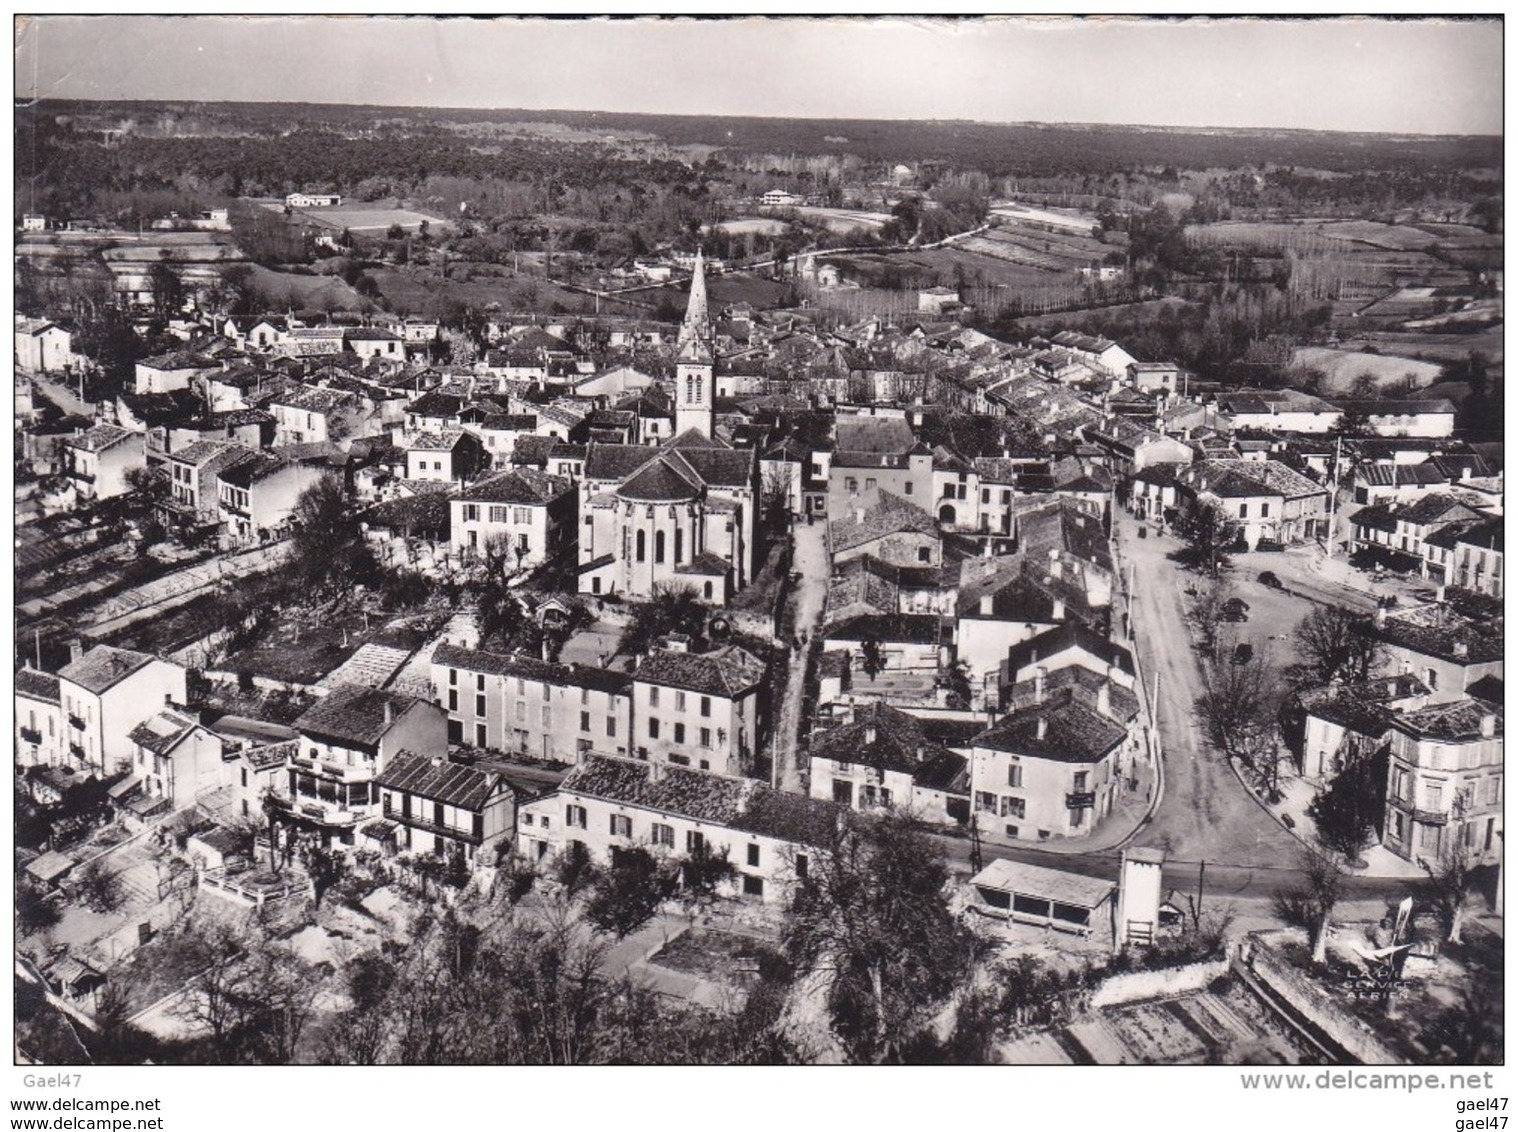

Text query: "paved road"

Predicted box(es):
[1110, 516, 1303, 873]
[770, 519, 830, 793]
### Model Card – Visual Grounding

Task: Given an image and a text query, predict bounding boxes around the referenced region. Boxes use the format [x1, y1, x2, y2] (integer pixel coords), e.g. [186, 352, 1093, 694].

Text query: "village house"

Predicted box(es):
[161, 439, 258, 533]
[1329, 397, 1458, 439]
[15, 317, 76, 374]
[216, 453, 327, 545]
[1049, 331, 1136, 378]
[1424, 517, 1503, 598]
[62, 424, 146, 502]
[374, 751, 518, 866]
[222, 315, 289, 351]
[1350, 493, 1488, 570]
[631, 640, 766, 777]
[401, 428, 487, 483]
[1216, 388, 1342, 434]
[451, 467, 575, 570]
[269, 384, 368, 445]
[516, 754, 838, 904]
[134, 351, 219, 395]
[1349, 461, 1451, 507]
[827, 415, 934, 517]
[954, 556, 1097, 702]
[1364, 601, 1504, 702]
[1176, 458, 1331, 549]
[124, 708, 227, 818]
[15, 668, 65, 769]
[285, 192, 342, 208]
[970, 675, 1136, 846]
[1296, 674, 1431, 782]
[229, 739, 296, 822]
[829, 491, 942, 570]
[807, 702, 969, 826]
[998, 621, 1135, 708]
[430, 642, 632, 758]
[1383, 696, 1502, 867]
[1127, 360, 1181, 394]
[347, 327, 405, 361]
[274, 685, 448, 847]
[57, 646, 187, 777]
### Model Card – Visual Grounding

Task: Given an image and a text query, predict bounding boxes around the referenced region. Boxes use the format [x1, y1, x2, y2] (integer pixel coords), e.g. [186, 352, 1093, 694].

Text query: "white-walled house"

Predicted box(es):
[807, 702, 969, 826]
[15, 668, 65, 768]
[631, 642, 766, 777]
[375, 750, 517, 866]
[57, 646, 187, 777]
[126, 708, 227, 815]
[62, 424, 146, 502]
[517, 754, 839, 904]
[15, 317, 76, 374]
[1383, 697, 1502, 866]
[430, 643, 633, 760]
[275, 685, 449, 847]
[216, 455, 327, 545]
[451, 468, 575, 570]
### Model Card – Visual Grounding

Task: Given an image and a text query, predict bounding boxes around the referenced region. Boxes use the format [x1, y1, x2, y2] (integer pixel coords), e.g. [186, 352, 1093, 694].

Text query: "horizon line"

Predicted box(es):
[15, 95, 1505, 143]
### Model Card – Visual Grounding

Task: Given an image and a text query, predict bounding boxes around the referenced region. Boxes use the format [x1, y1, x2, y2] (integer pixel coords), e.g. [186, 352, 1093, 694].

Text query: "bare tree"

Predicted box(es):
[1419, 837, 1479, 946]
[1291, 604, 1382, 688]
[1178, 500, 1234, 577]
[1275, 846, 1344, 966]
[1195, 645, 1286, 798]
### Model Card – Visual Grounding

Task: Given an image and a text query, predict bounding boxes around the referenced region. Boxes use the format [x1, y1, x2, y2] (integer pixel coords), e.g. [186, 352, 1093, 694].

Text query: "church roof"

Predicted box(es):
[617, 455, 703, 502]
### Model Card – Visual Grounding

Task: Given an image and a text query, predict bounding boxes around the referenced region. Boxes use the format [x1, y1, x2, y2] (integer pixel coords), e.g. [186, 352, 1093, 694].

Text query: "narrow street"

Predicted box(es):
[769, 518, 829, 794]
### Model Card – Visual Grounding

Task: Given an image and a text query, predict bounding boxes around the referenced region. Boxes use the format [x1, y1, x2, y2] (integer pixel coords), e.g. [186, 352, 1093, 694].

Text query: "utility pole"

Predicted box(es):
[1325, 433, 1343, 558]
[1195, 859, 1206, 929]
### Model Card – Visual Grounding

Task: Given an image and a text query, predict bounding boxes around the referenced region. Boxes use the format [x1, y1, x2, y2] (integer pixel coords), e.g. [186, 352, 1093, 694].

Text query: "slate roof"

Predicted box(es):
[59, 646, 162, 695]
[16, 668, 61, 703]
[376, 751, 509, 811]
[432, 643, 632, 696]
[973, 687, 1128, 762]
[293, 684, 426, 746]
[460, 468, 571, 505]
[633, 645, 764, 698]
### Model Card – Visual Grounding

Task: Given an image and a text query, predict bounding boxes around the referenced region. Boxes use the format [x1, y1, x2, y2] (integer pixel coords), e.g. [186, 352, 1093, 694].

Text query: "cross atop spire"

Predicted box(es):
[677, 246, 712, 361]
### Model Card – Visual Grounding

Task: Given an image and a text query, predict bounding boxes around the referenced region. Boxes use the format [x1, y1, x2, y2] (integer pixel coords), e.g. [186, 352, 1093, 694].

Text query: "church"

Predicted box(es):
[577, 250, 759, 606]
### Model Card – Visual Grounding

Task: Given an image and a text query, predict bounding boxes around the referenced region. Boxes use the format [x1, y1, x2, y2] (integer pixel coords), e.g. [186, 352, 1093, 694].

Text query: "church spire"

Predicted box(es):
[677, 246, 712, 360]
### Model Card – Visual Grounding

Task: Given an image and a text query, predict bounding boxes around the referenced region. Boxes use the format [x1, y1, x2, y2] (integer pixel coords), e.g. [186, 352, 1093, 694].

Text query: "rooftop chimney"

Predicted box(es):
[665, 633, 691, 654]
[1374, 605, 1387, 629]
[383, 700, 394, 727]
[1052, 598, 1065, 621]
[980, 594, 994, 616]
[68, 639, 83, 663]
[1097, 681, 1111, 718]
[865, 726, 878, 745]
[1480, 713, 1496, 739]
[1435, 583, 1447, 605]
[1034, 666, 1047, 704]
[1387, 680, 1397, 697]
[1036, 715, 1048, 741]
[1453, 640, 1469, 658]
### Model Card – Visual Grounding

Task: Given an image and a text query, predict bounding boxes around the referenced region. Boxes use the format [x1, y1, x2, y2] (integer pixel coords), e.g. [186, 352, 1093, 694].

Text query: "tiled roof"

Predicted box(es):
[65, 424, 137, 454]
[128, 709, 201, 756]
[633, 645, 764, 698]
[560, 755, 749, 824]
[460, 468, 572, 505]
[510, 435, 555, 466]
[218, 450, 291, 488]
[1006, 621, 1134, 678]
[835, 415, 916, 455]
[822, 612, 941, 645]
[677, 550, 732, 577]
[584, 443, 660, 482]
[810, 702, 968, 791]
[973, 687, 1128, 762]
[1181, 458, 1325, 501]
[675, 447, 755, 489]
[406, 391, 465, 418]
[1329, 398, 1457, 417]
[729, 789, 842, 848]
[1004, 665, 1139, 723]
[830, 492, 939, 553]
[376, 751, 508, 811]
[1369, 605, 1504, 665]
[59, 645, 164, 694]
[617, 456, 702, 502]
[1392, 697, 1502, 743]
[275, 385, 357, 413]
[294, 684, 426, 746]
[404, 429, 467, 453]
[432, 643, 632, 696]
[16, 667, 60, 703]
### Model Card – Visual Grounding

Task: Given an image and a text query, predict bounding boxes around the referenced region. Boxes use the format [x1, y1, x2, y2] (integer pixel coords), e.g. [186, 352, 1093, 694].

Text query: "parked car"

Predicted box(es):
[1220, 597, 1250, 622]
[1257, 571, 1282, 590]
[1233, 642, 1255, 665]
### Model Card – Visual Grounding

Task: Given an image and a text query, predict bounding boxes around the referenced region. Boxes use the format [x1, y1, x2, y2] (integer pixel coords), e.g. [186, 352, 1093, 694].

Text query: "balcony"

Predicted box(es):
[1066, 791, 1097, 810]
[1411, 808, 1449, 825]
[19, 726, 42, 746]
[68, 713, 86, 731]
[68, 742, 86, 762]
[384, 806, 482, 844]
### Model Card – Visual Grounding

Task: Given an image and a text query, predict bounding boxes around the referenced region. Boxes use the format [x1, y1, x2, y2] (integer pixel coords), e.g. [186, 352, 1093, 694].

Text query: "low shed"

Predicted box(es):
[969, 858, 1116, 939]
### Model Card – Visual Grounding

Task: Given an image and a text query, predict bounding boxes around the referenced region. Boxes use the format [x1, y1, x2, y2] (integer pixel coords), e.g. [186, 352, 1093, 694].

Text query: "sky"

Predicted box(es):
[13, 14, 1505, 136]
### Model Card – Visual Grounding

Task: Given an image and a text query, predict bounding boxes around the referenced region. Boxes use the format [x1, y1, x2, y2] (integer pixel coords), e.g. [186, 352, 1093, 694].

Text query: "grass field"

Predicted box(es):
[369, 263, 650, 318]
[248, 264, 368, 310]
[1290, 346, 1445, 392]
[713, 217, 790, 237]
[296, 204, 449, 233]
[790, 205, 890, 235]
[642, 270, 796, 310]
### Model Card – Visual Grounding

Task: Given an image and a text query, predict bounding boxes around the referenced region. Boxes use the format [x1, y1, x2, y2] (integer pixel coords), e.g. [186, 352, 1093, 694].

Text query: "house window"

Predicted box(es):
[476, 723, 487, 747]
[742, 875, 764, 897]
[674, 723, 686, 744]
[581, 711, 591, 732]
[976, 791, 997, 813]
[649, 687, 661, 707]
[655, 531, 666, 564]
[649, 718, 660, 739]
[515, 701, 526, 723]
[917, 547, 931, 563]
[476, 695, 486, 717]
[610, 814, 632, 838]
[1425, 783, 1443, 811]
[636, 530, 646, 562]
[651, 823, 674, 848]
[669, 753, 690, 766]
[1261, 502, 1270, 518]
[565, 804, 587, 829]
[1005, 825, 1020, 838]
[675, 691, 687, 712]
[488, 505, 507, 523]
[541, 705, 551, 729]
[1001, 796, 1026, 819]
[606, 717, 617, 737]
[686, 830, 704, 853]
[1073, 771, 1089, 792]
[747, 844, 760, 867]
[1007, 764, 1022, 788]
[866, 478, 877, 491]
[1391, 811, 1406, 841]
[904, 482, 913, 495]
[795, 853, 809, 879]
[448, 690, 458, 711]
[833, 780, 854, 805]
[1238, 503, 1248, 519]
[476, 674, 485, 691]
[700, 727, 712, 749]
[700, 696, 711, 717]
[463, 504, 480, 521]
[846, 477, 858, 493]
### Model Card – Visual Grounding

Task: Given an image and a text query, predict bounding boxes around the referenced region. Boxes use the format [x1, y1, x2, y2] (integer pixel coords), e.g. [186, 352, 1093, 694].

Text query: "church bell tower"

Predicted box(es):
[674, 247, 714, 439]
